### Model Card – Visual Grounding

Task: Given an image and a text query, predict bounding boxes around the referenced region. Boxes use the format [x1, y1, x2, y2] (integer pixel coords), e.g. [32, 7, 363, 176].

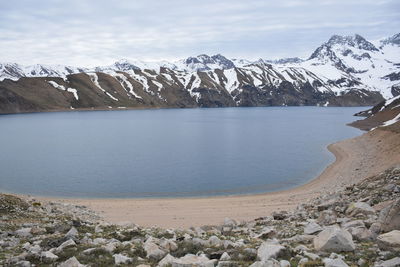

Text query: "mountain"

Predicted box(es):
[350, 95, 400, 131]
[0, 33, 399, 114]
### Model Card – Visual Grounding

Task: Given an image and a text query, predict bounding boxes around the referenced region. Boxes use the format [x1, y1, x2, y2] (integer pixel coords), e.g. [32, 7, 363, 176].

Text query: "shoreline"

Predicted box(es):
[32, 127, 400, 229]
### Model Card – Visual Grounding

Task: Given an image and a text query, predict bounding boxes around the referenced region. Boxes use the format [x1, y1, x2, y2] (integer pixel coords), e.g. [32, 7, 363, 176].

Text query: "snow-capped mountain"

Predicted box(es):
[0, 33, 399, 114]
[0, 63, 87, 81]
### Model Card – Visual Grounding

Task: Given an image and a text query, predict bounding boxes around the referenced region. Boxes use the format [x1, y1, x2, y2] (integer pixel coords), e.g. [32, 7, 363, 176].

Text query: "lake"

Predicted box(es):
[0, 107, 363, 198]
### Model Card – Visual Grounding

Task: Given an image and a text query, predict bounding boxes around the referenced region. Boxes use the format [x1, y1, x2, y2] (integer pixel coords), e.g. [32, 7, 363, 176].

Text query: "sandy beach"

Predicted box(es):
[36, 127, 400, 229]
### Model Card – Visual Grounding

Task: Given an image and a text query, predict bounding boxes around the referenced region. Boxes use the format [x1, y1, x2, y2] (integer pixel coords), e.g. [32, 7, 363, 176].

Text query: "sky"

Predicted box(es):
[0, 0, 399, 67]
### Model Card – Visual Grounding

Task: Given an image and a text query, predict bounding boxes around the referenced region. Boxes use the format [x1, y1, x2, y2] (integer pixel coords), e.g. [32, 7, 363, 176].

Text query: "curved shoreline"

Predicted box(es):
[33, 128, 400, 229]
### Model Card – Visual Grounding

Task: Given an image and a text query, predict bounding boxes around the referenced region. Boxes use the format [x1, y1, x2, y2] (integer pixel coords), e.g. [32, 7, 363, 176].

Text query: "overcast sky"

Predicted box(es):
[0, 0, 399, 66]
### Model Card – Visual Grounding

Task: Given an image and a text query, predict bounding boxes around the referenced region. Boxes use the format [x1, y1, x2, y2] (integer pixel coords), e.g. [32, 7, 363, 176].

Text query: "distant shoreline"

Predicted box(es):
[31, 126, 400, 228]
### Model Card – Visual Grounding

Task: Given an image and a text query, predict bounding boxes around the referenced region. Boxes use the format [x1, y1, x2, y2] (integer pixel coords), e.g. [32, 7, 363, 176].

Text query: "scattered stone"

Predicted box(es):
[346, 202, 375, 217]
[208, 235, 222, 247]
[249, 260, 280, 267]
[58, 256, 85, 267]
[313, 226, 355, 252]
[144, 238, 167, 261]
[220, 252, 231, 261]
[377, 230, 400, 251]
[171, 254, 215, 267]
[65, 227, 78, 239]
[256, 227, 276, 239]
[304, 221, 323, 235]
[257, 241, 286, 261]
[113, 253, 132, 265]
[41, 251, 59, 262]
[158, 254, 176, 267]
[380, 199, 400, 232]
[15, 228, 32, 238]
[375, 257, 400, 267]
[323, 258, 349, 267]
[56, 239, 76, 253]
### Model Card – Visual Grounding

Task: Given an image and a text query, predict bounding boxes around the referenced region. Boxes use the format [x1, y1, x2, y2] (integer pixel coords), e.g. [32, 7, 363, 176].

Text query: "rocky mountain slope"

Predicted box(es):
[1, 166, 400, 267]
[0, 33, 399, 114]
[350, 95, 400, 131]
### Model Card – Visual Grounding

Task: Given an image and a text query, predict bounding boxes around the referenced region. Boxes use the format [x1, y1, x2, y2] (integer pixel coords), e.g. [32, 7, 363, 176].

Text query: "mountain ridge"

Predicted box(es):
[1, 33, 399, 114]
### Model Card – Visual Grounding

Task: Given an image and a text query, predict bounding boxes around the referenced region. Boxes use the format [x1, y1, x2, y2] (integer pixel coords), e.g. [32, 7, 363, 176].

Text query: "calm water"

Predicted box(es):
[0, 107, 363, 198]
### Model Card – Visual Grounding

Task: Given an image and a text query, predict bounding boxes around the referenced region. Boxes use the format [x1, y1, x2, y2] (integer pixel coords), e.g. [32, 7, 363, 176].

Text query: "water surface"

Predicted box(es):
[0, 107, 363, 198]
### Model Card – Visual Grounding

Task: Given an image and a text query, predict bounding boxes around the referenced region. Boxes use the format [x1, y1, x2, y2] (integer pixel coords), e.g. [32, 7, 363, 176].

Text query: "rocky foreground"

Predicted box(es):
[1, 167, 400, 267]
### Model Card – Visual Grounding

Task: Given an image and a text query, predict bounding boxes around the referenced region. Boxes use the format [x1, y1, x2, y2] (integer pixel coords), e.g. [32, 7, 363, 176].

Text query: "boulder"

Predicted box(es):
[346, 202, 375, 217]
[56, 239, 76, 253]
[217, 261, 238, 267]
[65, 227, 78, 239]
[377, 230, 400, 251]
[220, 252, 231, 261]
[257, 241, 286, 261]
[171, 254, 216, 267]
[15, 228, 32, 238]
[323, 258, 349, 267]
[159, 239, 178, 252]
[41, 251, 59, 262]
[249, 260, 280, 267]
[158, 254, 176, 267]
[375, 257, 400, 267]
[57, 256, 85, 267]
[223, 217, 237, 227]
[144, 238, 167, 261]
[256, 227, 276, 239]
[380, 199, 400, 232]
[304, 222, 323, 235]
[348, 226, 373, 241]
[313, 226, 355, 252]
[208, 235, 222, 247]
[113, 254, 132, 265]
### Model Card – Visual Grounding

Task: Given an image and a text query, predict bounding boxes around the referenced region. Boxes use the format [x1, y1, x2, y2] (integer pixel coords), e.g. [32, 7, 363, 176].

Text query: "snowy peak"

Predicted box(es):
[181, 54, 235, 71]
[309, 34, 379, 61]
[107, 59, 140, 72]
[326, 34, 379, 51]
[264, 57, 304, 64]
[380, 33, 400, 46]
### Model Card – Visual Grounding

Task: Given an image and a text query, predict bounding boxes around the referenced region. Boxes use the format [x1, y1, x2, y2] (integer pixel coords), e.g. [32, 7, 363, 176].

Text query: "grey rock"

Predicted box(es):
[346, 202, 375, 217]
[16, 261, 31, 267]
[375, 257, 400, 267]
[249, 260, 280, 267]
[377, 230, 400, 251]
[380, 199, 400, 232]
[158, 254, 176, 267]
[144, 238, 167, 261]
[313, 226, 355, 252]
[41, 251, 59, 262]
[58, 256, 85, 267]
[220, 252, 231, 261]
[257, 241, 286, 261]
[256, 227, 276, 239]
[15, 228, 32, 238]
[171, 254, 216, 267]
[113, 253, 132, 265]
[65, 227, 78, 239]
[323, 258, 349, 267]
[304, 222, 323, 235]
[56, 239, 76, 253]
[208, 235, 222, 247]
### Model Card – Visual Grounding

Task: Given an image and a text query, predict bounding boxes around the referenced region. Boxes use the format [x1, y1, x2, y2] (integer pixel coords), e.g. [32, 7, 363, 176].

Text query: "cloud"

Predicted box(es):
[0, 0, 398, 66]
